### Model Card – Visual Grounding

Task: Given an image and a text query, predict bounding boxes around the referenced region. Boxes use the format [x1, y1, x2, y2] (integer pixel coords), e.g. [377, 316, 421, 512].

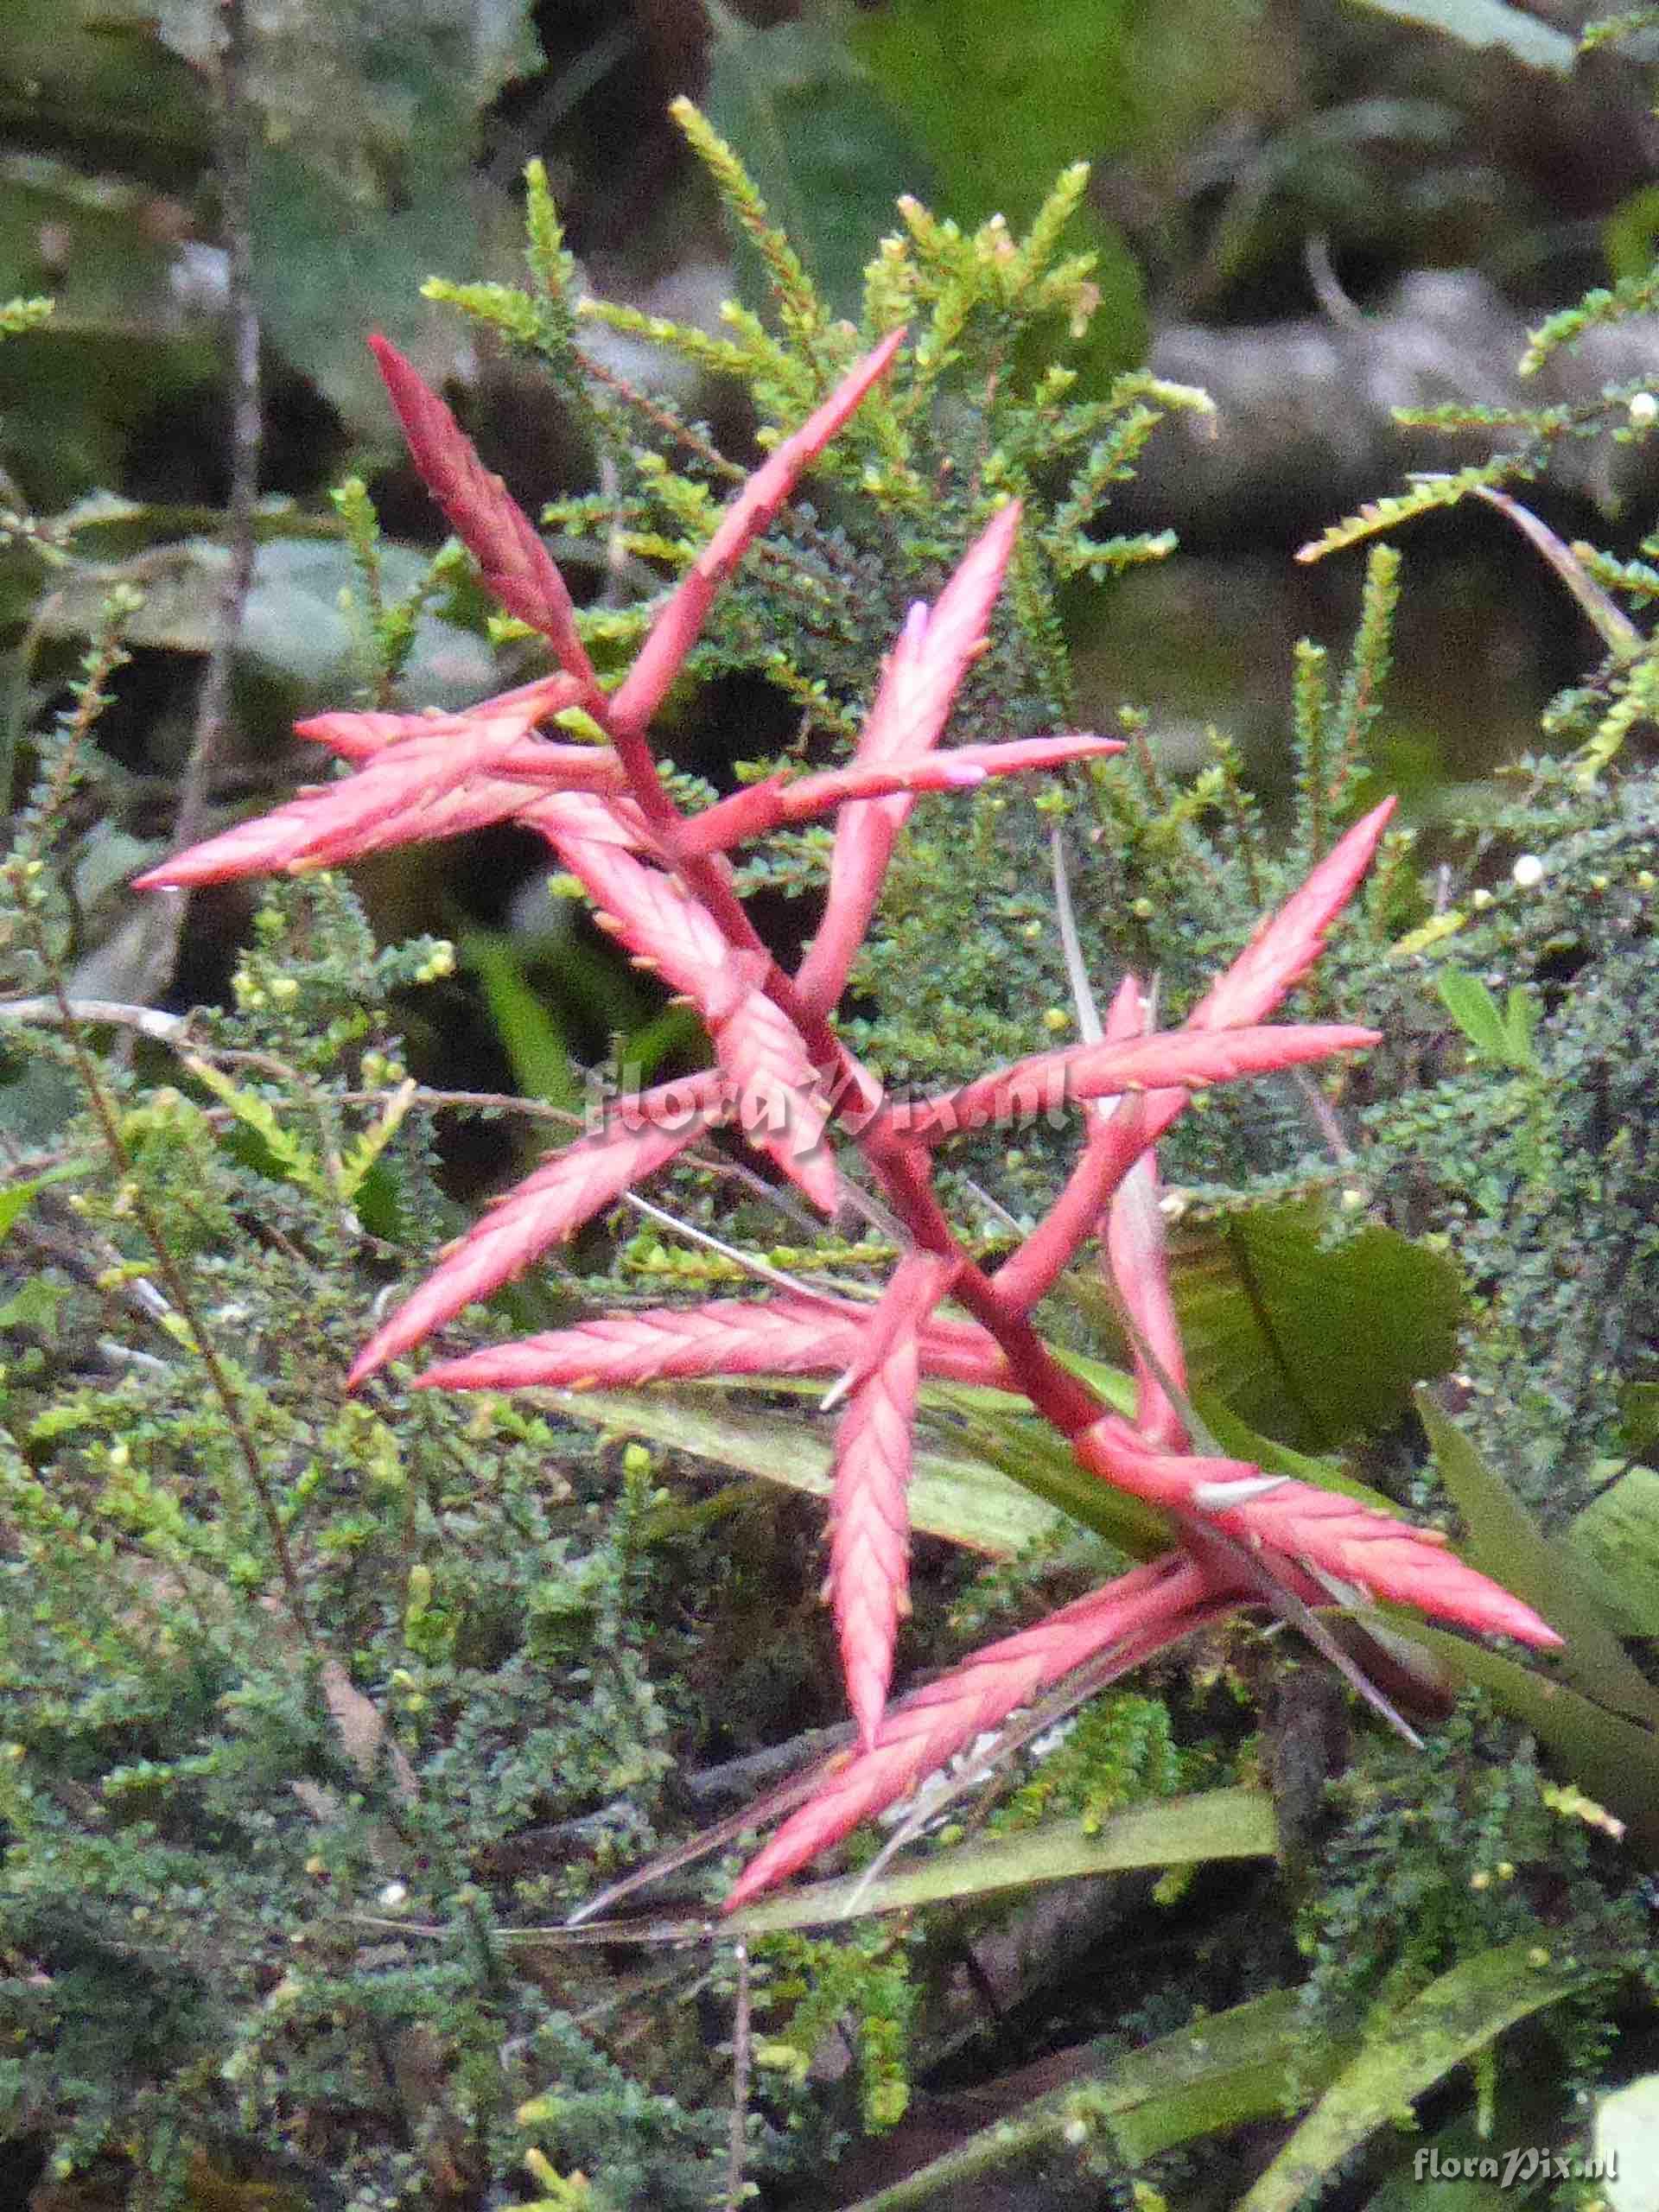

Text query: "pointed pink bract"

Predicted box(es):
[412, 1296, 868, 1394]
[711, 971, 840, 1215]
[293, 672, 584, 760]
[1190, 800, 1396, 1032]
[1073, 1418, 1562, 1649]
[889, 1023, 1381, 1146]
[828, 1253, 956, 1748]
[369, 335, 598, 688]
[346, 1072, 726, 1388]
[798, 502, 1024, 1014]
[726, 1556, 1217, 1908]
[1096, 976, 1187, 1448]
[608, 331, 906, 739]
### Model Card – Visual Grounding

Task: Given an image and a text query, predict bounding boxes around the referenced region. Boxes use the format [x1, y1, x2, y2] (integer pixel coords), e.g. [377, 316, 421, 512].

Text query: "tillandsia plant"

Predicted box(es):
[136, 329, 1559, 1908]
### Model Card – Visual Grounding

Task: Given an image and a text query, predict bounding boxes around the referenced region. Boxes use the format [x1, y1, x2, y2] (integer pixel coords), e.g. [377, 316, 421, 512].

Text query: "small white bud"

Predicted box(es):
[1630, 391, 1658, 425]
[377, 1880, 409, 1910]
[1510, 853, 1545, 889]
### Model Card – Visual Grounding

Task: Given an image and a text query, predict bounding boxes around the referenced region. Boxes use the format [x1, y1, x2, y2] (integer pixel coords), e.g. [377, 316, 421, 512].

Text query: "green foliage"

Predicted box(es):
[0, 656, 748, 2199]
[5, 60, 1659, 2212]
[754, 1923, 917, 2131]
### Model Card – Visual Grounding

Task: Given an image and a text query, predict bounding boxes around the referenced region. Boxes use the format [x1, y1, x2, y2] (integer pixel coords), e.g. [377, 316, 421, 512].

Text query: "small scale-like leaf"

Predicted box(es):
[1436, 969, 1517, 1067]
[180, 1056, 327, 1198]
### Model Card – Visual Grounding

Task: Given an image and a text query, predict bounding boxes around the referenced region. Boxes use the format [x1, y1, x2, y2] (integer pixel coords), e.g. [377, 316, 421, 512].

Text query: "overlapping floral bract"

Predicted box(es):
[137, 334, 1560, 1907]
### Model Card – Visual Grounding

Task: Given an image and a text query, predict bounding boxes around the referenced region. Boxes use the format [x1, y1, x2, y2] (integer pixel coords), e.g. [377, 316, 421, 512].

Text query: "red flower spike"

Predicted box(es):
[607, 330, 906, 740]
[538, 821, 738, 1003]
[346, 1071, 727, 1389]
[1073, 1417, 1562, 1649]
[292, 672, 586, 760]
[130, 370, 1554, 1914]
[828, 1252, 958, 1748]
[410, 1292, 1009, 1395]
[798, 502, 1025, 1014]
[1189, 799, 1397, 1032]
[710, 964, 841, 1215]
[368, 336, 599, 691]
[1096, 976, 1188, 1449]
[672, 734, 1122, 857]
[887, 1023, 1381, 1147]
[724, 1555, 1219, 1909]
[134, 727, 579, 887]
[998, 817, 1395, 1315]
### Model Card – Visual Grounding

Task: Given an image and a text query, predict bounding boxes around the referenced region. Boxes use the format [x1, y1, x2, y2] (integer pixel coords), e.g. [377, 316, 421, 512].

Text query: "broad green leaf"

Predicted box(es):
[842, 1990, 1356, 2212]
[1237, 1940, 1612, 2212]
[546, 1386, 1063, 1558]
[704, 4, 937, 321]
[1617, 1383, 1659, 1463]
[1388, 1622, 1659, 1848]
[728, 1786, 1276, 1933]
[461, 934, 583, 1118]
[1570, 1464, 1659, 1639]
[1418, 1389, 1659, 1726]
[939, 1388, 1173, 1558]
[1346, 0, 1575, 73]
[0, 5, 207, 175]
[1073, 1198, 1464, 1450]
[1605, 183, 1659, 287]
[250, 143, 485, 437]
[197, 0, 539, 433]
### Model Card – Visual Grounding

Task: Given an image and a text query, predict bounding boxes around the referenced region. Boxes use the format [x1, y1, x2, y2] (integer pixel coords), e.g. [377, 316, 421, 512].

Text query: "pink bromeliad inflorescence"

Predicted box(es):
[137, 331, 1560, 1910]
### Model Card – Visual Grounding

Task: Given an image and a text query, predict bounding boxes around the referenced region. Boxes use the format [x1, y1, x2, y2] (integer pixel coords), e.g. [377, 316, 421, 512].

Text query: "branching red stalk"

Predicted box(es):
[137, 328, 1561, 1908]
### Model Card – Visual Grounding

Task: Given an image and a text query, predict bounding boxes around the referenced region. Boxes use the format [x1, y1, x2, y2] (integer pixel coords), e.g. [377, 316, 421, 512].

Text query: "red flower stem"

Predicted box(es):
[862, 1134, 1109, 1437]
